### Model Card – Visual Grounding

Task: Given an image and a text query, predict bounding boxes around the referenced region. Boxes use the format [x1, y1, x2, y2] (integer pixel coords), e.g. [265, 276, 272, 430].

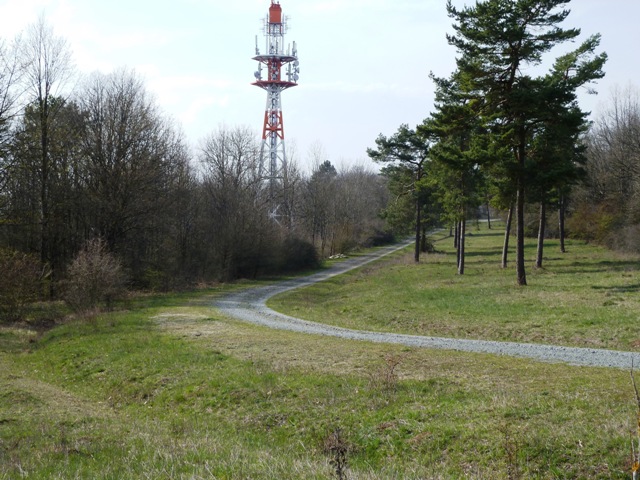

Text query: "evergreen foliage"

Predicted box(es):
[367, 125, 433, 262]
[444, 0, 606, 284]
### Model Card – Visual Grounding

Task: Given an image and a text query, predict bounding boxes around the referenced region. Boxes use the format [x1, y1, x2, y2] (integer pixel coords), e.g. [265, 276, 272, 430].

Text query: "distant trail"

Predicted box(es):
[214, 240, 640, 369]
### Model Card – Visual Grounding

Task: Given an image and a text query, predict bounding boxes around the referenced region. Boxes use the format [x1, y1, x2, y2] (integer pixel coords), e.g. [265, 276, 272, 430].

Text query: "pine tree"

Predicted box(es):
[368, 125, 430, 262]
[420, 74, 486, 274]
[446, 0, 606, 285]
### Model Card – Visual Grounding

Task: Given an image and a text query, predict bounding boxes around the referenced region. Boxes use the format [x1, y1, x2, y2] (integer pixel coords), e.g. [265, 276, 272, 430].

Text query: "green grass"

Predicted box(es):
[270, 224, 640, 351]
[1, 230, 639, 478]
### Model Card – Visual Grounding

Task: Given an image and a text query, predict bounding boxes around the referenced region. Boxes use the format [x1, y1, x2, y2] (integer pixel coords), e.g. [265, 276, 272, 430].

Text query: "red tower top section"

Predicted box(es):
[269, 2, 282, 24]
[252, 0, 299, 90]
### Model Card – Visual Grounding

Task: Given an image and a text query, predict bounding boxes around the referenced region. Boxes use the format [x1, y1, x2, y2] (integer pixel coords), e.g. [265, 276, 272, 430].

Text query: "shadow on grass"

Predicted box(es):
[464, 231, 504, 238]
[560, 259, 640, 274]
[465, 248, 504, 258]
[591, 283, 640, 294]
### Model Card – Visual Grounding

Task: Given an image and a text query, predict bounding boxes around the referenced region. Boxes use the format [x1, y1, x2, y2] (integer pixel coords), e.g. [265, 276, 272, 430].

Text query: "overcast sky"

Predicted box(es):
[1, 0, 638, 170]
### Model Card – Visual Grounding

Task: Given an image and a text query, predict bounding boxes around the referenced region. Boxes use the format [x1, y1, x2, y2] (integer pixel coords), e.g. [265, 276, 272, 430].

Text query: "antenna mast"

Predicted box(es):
[252, 1, 299, 216]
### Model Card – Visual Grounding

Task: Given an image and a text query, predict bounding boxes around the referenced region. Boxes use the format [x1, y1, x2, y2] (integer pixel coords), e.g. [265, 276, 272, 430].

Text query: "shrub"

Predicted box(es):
[63, 238, 126, 312]
[367, 353, 403, 394]
[0, 248, 44, 323]
[420, 235, 436, 253]
[608, 224, 640, 254]
[277, 237, 320, 273]
[323, 427, 350, 480]
[566, 201, 623, 243]
[365, 229, 395, 247]
[141, 268, 171, 292]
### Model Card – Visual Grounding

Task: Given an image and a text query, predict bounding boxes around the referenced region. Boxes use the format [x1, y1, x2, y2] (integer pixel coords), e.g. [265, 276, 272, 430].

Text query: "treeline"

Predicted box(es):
[569, 87, 640, 252]
[2, 2, 637, 316]
[370, 0, 611, 286]
[0, 17, 389, 305]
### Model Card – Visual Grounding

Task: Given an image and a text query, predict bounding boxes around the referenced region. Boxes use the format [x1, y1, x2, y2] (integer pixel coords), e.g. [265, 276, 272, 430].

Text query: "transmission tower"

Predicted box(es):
[252, 1, 299, 212]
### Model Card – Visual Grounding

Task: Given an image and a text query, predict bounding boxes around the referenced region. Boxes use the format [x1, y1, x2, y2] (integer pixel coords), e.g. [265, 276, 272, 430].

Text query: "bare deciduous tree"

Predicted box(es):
[77, 69, 188, 284]
[0, 36, 23, 188]
[199, 125, 277, 280]
[299, 160, 388, 257]
[19, 14, 74, 278]
[572, 86, 640, 251]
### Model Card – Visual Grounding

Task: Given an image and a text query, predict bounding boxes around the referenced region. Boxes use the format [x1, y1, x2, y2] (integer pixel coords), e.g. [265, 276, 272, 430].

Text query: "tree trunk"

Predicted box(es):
[515, 141, 527, 286]
[414, 197, 421, 263]
[535, 201, 546, 269]
[458, 218, 466, 275]
[454, 222, 459, 250]
[501, 203, 513, 269]
[456, 221, 461, 270]
[320, 230, 326, 258]
[39, 98, 55, 297]
[486, 199, 491, 229]
[558, 193, 566, 253]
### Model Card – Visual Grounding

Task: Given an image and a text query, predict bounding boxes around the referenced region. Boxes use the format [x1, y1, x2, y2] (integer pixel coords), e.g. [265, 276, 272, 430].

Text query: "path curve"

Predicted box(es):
[214, 241, 640, 369]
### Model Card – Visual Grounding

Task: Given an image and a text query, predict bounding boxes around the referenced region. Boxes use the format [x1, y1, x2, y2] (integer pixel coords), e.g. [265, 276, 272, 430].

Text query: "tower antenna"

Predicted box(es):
[252, 0, 299, 220]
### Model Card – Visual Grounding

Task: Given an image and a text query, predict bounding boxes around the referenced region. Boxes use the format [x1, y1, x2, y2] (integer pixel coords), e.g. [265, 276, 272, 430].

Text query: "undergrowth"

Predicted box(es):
[2, 229, 639, 478]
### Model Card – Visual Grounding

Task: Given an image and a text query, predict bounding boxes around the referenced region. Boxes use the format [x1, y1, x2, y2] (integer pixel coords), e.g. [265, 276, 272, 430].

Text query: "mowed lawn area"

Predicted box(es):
[270, 224, 640, 352]
[1, 224, 639, 479]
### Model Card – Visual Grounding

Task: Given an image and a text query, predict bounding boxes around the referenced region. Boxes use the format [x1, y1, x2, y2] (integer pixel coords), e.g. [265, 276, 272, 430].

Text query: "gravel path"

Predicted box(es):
[214, 241, 640, 369]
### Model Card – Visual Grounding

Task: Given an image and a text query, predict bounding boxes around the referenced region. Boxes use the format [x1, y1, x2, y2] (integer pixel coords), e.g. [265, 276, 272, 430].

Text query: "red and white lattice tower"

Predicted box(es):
[252, 0, 299, 201]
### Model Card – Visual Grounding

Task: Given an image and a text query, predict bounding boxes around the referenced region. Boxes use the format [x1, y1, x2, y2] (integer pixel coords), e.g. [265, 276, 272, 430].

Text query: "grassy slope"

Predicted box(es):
[270, 225, 640, 351]
[1, 227, 638, 479]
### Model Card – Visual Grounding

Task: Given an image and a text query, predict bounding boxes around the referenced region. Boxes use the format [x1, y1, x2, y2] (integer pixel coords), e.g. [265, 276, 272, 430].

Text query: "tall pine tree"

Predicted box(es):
[420, 74, 486, 275]
[368, 125, 431, 262]
[446, 0, 606, 285]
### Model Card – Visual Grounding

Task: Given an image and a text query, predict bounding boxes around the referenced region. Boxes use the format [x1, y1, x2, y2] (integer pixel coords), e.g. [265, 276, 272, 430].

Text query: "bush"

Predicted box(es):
[566, 201, 623, 243]
[607, 224, 640, 254]
[63, 238, 126, 312]
[276, 237, 320, 273]
[0, 248, 44, 323]
[365, 229, 395, 247]
[420, 236, 436, 253]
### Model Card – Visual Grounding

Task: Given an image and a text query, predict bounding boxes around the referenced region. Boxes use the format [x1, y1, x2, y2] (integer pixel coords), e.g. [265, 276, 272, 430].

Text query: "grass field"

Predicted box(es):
[270, 225, 640, 351]
[1, 224, 639, 479]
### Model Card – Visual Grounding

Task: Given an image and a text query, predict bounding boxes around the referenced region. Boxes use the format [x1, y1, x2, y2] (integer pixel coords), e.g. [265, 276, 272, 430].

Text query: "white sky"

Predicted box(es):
[0, 0, 638, 170]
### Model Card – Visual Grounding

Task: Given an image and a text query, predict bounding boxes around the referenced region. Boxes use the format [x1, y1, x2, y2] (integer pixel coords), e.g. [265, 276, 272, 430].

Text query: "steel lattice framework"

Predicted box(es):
[252, 1, 299, 202]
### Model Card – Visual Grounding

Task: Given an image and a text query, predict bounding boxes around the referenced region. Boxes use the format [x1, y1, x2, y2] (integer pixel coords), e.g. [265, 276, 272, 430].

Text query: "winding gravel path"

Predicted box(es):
[214, 241, 640, 369]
